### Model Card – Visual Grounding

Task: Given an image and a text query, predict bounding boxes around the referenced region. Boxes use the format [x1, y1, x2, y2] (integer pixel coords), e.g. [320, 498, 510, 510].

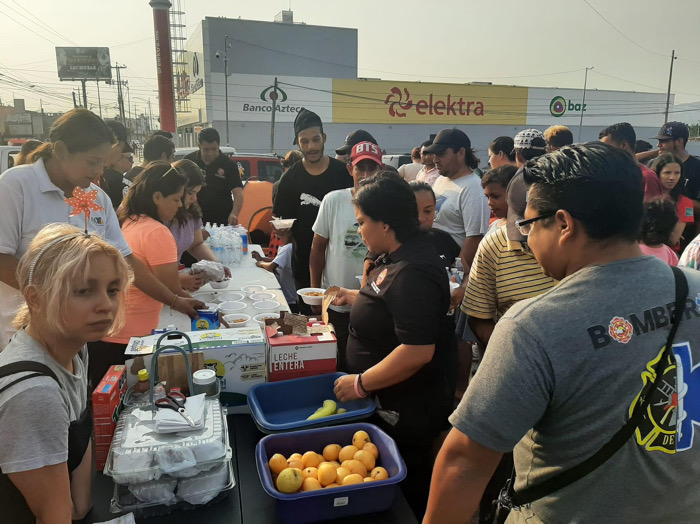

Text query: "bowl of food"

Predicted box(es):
[216, 291, 245, 303]
[270, 218, 296, 230]
[253, 300, 281, 312]
[242, 285, 267, 296]
[222, 313, 252, 327]
[250, 291, 276, 302]
[218, 301, 247, 315]
[253, 313, 280, 328]
[209, 279, 229, 290]
[297, 288, 326, 306]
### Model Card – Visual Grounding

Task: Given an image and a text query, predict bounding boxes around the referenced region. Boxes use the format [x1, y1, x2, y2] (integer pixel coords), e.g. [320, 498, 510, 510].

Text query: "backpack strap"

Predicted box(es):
[0, 362, 60, 395]
[508, 266, 689, 507]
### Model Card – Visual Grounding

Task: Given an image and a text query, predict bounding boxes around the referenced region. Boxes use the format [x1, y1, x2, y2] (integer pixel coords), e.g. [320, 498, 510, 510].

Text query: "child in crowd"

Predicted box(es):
[251, 228, 298, 312]
[481, 165, 518, 236]
[639, 198, 682, 266]
[0, 224, 132, 521]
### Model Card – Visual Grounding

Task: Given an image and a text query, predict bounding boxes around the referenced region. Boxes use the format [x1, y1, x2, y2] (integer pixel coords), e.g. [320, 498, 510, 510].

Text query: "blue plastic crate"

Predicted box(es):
[255, 422, 407, 523]
[247, 372, 375, 434]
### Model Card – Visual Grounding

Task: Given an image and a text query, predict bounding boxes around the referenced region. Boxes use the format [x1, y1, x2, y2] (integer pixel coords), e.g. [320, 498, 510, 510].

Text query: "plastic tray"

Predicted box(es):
[247, 373, 375, 434]
[255, 422, 406, 524]
[110, 459, 235, 517]
[104, 399, 230, 485]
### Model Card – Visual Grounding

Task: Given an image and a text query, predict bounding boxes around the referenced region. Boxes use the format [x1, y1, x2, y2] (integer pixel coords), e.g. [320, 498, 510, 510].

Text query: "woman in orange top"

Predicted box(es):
[89, 162, 193, 386]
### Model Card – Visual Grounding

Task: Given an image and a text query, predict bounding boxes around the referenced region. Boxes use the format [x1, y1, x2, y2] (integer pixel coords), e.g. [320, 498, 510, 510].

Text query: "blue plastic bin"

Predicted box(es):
[247, 372, 375, 433]
[255, 422, 407, 523]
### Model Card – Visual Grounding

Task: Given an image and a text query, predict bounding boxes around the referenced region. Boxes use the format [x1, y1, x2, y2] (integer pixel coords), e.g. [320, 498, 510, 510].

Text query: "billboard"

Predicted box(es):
[56, 47, 111, 81]
[331, 79, 528, 125]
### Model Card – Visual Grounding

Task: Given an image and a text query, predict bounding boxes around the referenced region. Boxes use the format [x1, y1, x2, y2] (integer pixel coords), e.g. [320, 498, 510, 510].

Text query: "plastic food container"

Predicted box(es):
[104, 400, 230, 485]
[252, 300, 281, 311]
[193, 291, 217, 303]
[253, 313, 280, 327]
[110, 460, 235, 517]
[209, 280, 229, 290]
[222, 313, 252, 327]
[218, 301, 247, 315]
[249, 291, 276, 301]
[255, 423, 406, 523]
[216, 291, 245, 303]
[270, 218, 296, 230]
[247, 373, 375, 434]
[242, 285, 267, 295]
[296, 288, 326, 306]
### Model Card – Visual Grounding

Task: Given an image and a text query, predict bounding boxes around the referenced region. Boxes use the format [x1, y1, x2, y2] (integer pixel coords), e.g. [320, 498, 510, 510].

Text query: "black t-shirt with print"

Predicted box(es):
[347, 235, 453, 405]
[272, 157, 352, 286]
[185, 150, 243, 226]
[682, 155, 700, 202]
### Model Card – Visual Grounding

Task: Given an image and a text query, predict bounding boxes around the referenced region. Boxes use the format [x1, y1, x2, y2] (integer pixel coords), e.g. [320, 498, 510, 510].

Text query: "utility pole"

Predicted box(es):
[270, 77, 278, 153]
[664, 50, 677, 124]
[114, 63, 127, 122]
[72, 91, 78, 108]
[81, 80, 88, 108]
[96, 73, 103, 118]
[217, 35, 232, 146]
[148, 98, 153, 132]
[578, 66, 593, 142]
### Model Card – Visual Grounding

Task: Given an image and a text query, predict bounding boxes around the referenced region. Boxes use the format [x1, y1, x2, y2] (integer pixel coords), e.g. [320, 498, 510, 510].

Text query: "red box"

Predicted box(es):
[266, 329, 337, 382]
[92, 365, 127, 417]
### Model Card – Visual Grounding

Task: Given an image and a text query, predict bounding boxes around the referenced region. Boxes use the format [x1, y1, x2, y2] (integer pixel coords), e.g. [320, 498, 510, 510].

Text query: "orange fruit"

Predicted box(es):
[341, 459, 367, 478]
[323, 443, 341, 461]
[371, 467, 389, 480]
[269, 453, 287, 475]
[302, 451, 321, 468]
[302, 467, 318, 480]
[352, 430, 371, 449]
[364, 477, 374, 482]
[301, 477, 322, 491]
[317, 463, 337, 486]
[287, 458, 303, 470]
[339, 445, 359, 463]
[341, 473, 364, 485]
[288, 453, 302, 461]
[324, 483, 340, 489]
[363, 442, 379, 460]
[335, 466, 350, 484]
[354, 450, 375, 471]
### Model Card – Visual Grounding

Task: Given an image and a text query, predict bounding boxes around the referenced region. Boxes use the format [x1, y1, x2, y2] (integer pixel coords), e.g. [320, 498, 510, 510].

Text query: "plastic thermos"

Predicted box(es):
[192, 369, 220, 400]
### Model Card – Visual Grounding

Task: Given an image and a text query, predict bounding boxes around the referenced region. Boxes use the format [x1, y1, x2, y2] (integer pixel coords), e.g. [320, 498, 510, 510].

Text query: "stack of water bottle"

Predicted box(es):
[204, 223, 249, 266]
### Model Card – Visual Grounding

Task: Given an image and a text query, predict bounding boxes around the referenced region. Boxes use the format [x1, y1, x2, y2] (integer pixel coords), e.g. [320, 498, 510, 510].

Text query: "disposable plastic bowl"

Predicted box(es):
[249, 291, 276, 301]
[242, 285, 267, 296]
[193, 291, 217, 303]
[270, 218, 296, 230]
[253, 300, 281, 311]
[209, 280, 229, 290]
[296, 288, 326, 306]
[222, 313, 252, 327]
[218, 301, 247, 315]
[216, 291, 245, 303]
[247, 372, 375, 434]
[253, 313, 280, 328]
[255, 422, 406, 523]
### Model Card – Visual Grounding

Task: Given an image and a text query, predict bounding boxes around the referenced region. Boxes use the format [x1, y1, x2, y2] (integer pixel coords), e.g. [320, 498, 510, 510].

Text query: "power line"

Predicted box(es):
[1, 9, 62, 46]
[7, 0, 78, 46]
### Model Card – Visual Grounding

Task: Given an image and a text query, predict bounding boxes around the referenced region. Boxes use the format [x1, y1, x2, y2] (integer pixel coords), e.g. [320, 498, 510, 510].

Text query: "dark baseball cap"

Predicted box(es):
[505, 168, 529, 243]
[105, 119, 134, 153]
[423, 128, 471, 154]
[653, 121, 689, 141]
[336, 129, 377, 155]
[293, 108, 323, 145]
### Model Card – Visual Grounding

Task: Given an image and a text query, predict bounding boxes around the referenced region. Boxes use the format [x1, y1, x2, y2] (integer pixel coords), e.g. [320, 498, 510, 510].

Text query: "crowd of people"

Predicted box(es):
[0, 105, 699, 523]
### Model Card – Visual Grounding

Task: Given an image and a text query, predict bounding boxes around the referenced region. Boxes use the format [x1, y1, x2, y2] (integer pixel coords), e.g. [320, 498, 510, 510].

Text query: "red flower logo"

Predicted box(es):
[609, 316, 633, 344]
[384, 87, 413, 118]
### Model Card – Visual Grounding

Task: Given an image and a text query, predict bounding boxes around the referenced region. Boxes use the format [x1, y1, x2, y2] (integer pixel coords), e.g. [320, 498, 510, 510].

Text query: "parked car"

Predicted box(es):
[173, 148, 283, 183]
[0, 146, 21, 174]
[381, 153, 412, 169]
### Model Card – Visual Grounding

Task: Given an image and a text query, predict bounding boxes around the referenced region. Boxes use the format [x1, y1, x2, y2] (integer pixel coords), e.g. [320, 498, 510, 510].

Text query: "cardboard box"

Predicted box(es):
[92, 365, 127, 471]
[264, 312, 337, 382]
[124, 327, 267, 411]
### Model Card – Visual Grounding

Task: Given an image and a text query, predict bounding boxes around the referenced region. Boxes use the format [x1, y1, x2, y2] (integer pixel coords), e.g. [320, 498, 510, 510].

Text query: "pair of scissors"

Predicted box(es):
[155, 392, 196, 427]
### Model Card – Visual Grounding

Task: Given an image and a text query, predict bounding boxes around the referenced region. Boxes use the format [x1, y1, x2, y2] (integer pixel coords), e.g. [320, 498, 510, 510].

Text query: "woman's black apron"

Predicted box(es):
[0, 362, 93, 523]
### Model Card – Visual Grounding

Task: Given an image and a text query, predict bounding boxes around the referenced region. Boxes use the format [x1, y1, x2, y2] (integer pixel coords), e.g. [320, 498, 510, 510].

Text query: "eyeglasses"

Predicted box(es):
[514, 211, 555, 236]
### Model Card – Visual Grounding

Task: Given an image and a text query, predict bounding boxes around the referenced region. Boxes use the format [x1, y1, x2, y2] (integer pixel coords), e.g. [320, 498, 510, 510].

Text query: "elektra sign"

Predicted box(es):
[384, 87, 485, 118]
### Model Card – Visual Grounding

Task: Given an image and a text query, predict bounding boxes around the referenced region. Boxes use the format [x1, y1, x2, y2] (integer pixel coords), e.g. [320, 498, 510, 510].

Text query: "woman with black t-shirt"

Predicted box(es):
[332, 172, 453, 520]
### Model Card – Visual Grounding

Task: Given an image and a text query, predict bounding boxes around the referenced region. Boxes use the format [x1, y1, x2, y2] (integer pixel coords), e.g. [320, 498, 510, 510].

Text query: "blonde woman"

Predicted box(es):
[0, 224, 132, 521]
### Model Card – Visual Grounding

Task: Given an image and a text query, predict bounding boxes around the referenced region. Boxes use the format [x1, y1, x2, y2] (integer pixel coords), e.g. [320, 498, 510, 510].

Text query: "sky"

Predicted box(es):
[2, 0, 700, 122]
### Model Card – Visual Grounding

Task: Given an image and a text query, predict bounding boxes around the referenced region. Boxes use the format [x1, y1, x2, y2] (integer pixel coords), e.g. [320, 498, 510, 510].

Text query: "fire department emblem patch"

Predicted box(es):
[609, 316, 633, 344]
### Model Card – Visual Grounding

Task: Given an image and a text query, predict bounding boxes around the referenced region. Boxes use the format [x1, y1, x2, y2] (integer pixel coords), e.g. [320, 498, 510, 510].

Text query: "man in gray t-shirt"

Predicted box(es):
[425, 142, 700, 523]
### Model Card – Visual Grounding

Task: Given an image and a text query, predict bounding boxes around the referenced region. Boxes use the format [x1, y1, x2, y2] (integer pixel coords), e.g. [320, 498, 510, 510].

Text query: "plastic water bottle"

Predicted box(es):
[211, 235, 225, 265]
[231, 232, 242, 264]
[235, 225, 249, 254]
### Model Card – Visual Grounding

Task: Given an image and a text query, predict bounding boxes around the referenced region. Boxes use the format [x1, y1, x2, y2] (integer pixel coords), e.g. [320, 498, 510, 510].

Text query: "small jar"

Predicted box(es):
[192, 369, 220, 400]
[134, 369, 151, 395]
